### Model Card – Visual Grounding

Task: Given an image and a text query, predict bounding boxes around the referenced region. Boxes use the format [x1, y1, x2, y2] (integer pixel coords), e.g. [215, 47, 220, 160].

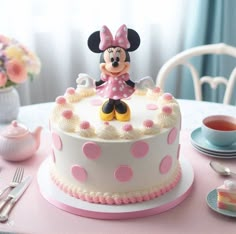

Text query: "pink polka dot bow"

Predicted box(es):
[99, 24, 131, 51]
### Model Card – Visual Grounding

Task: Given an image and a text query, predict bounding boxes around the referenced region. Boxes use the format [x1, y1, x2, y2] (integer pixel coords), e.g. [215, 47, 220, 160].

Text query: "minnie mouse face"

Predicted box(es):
[100, 47, 130, 77]
[88, 25, 140, 76]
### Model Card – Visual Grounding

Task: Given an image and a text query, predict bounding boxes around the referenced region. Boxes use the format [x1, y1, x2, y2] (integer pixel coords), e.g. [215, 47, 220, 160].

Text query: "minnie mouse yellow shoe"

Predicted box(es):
[114, 100, 131, 121]
[100, 100, 115, 121]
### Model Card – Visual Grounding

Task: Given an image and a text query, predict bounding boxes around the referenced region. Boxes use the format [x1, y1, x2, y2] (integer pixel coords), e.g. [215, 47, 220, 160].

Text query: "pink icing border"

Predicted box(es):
[50, 164, 181, 205]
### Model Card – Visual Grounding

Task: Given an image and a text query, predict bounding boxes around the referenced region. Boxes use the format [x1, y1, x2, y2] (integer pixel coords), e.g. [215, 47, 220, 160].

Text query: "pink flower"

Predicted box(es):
[5, 59, 27, 83]
[0, 72, 7, 87]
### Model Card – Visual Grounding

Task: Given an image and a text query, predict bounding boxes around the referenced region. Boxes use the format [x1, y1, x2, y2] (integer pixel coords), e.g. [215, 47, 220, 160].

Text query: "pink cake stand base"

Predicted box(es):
[37, 157, 194, 220]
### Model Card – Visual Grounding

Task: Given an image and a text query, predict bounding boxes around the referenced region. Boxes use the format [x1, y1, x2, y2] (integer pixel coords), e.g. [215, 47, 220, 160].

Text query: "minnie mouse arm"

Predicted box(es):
[125, 79, 135, 88]
[95, 80, 105, 87]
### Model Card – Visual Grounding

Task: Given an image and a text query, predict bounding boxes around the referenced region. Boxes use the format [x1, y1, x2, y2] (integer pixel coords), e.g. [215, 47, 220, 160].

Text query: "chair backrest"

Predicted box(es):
[156, 43, 236, 105]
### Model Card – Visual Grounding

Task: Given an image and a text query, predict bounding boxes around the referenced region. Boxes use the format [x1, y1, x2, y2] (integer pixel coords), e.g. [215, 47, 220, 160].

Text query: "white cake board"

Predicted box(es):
[37, 157, 194, 220]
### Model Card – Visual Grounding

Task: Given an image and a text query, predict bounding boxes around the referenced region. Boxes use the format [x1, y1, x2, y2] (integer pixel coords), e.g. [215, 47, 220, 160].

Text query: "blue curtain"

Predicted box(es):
[178, 0, 236, 104]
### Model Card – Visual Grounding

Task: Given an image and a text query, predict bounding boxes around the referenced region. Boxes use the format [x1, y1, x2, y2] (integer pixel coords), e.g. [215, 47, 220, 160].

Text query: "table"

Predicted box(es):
[0, 100, 236, 234]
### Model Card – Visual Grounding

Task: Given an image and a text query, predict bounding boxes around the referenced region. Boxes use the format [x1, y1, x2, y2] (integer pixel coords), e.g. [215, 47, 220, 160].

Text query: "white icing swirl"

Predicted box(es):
[167, 103, 181, 115]
[142, 122, 161, 135]
[156, 106, 178, 128]
[96, 123, 119, 139]
[120, 128, 142, 139]
[77, 121, 95, 138]
[51, 98, 74, 123]
[64, 88, 81, 103]
[157, 93, 178, 105]
[58, 111, 80, 132]
[146, 87, 164, 100]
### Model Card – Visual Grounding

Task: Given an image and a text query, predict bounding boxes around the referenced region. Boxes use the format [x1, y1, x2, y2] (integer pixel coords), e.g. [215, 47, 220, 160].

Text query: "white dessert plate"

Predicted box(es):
[206, 189, 236, 218]
[191, 143, 236, 159]
[37, 157, 194, 220]
[191, 128, 236, 154]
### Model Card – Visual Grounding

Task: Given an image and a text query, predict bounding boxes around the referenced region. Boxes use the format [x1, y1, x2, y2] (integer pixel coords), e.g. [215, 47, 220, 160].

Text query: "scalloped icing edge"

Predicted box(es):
[49, 163, 181, 205]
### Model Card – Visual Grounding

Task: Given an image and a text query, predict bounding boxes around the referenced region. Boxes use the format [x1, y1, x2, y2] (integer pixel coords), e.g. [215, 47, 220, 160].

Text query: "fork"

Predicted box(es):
[0, 168, 24, 198]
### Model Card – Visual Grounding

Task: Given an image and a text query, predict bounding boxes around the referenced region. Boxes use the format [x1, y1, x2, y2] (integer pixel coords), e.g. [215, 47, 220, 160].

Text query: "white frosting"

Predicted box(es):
[77, 122, 95, 138]
[51, 88, 180, 139]
[64, 88, 81, 103]
[156, 106, 178, 128]
[51, 99, 74, 123]
[58, 112, 80, 132]
[142, 122, 161, 135]
[50, 84, 182, 204]
[51, 122, 180, 194]
[157, 93, 178, 106]
[146, 87, 164, 100]
[96, 122, 120, 139]
[120, 125, 142, 139]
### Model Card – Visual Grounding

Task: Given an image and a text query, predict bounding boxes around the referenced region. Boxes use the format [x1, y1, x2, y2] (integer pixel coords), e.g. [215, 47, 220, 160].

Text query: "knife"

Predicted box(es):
[0, 176, 32, 222]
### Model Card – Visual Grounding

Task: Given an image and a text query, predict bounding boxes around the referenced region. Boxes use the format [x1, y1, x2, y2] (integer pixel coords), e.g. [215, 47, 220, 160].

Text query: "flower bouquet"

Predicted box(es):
[0, 34, 41, 88]
[0, 35, 41, 123]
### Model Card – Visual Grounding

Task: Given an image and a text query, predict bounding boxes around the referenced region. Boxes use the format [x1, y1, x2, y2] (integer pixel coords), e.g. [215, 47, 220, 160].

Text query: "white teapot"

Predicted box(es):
[0, 121, 42, 161]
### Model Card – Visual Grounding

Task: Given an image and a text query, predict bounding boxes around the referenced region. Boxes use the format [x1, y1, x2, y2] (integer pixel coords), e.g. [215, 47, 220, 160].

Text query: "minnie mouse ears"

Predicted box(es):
[88, 24, 140, 53]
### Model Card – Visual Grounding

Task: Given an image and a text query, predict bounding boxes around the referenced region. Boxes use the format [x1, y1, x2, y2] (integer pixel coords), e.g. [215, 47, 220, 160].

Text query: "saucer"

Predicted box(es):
[206, 189, 236, 217]
[191, 128, 236, 153]
[192, 142, 236, 156]
[191, 143, 236, 159]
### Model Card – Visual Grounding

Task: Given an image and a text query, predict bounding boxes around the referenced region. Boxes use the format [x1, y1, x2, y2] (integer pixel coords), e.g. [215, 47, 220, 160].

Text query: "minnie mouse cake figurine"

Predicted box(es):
[87, 24, 140, 121]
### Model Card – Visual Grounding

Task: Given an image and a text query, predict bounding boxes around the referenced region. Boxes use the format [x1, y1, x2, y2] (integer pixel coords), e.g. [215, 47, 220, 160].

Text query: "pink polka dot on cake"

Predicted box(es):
[159, 155, 172, 174]
[52, 132, 62, 150]
[146, 103, 158, 110]
[90, 98, 103, 106]
[82, 142, 101, 160]
[131, 141, 149, 158]
[114, 165, 133, 182]
[167, 127, 178, 144]
[71, 165, 87, 183]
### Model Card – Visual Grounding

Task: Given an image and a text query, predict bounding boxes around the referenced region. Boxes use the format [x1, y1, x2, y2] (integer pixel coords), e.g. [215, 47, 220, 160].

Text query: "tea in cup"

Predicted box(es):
[201, 115, 236, 147]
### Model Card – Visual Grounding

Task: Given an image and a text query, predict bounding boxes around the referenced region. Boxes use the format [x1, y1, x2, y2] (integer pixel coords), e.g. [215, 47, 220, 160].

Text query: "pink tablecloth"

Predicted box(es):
[0, 130, 236, 234]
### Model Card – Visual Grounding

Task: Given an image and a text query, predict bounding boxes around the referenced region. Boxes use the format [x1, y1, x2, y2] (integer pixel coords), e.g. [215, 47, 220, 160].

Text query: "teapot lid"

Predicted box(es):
[0, 120, 28, 138]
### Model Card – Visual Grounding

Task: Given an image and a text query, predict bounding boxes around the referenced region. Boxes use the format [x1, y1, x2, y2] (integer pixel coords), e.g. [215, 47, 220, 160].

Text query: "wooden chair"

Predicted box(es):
[156, 43, 236, 104]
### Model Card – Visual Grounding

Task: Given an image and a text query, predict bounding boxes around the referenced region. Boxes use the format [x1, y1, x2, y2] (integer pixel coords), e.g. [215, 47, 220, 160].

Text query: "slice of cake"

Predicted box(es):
[217, 180, 236, 211]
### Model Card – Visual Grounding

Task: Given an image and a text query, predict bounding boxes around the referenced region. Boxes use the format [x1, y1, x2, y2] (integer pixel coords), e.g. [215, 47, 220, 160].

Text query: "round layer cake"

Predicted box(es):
[49, 76, 181, 205]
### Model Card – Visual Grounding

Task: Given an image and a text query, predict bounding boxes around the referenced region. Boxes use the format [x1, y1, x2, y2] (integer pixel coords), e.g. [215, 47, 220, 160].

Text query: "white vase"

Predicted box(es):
[0, 87, 20, 123]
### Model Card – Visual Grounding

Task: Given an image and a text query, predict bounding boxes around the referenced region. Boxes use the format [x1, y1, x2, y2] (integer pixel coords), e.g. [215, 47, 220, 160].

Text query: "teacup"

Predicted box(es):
[201, 115, 236, 147]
